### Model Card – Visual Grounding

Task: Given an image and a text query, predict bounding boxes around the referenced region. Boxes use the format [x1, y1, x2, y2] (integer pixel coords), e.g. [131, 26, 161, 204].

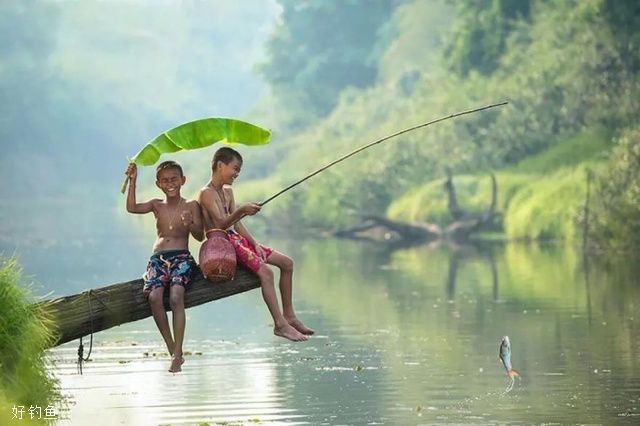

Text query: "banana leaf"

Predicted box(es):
[121, 117, 270, 192]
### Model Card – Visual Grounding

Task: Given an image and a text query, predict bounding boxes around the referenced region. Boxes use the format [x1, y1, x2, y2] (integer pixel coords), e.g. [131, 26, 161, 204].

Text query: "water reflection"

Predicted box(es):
[436, 243, 501, 302]
[285, 239, 640, 424]
[52, 335, 299, 424]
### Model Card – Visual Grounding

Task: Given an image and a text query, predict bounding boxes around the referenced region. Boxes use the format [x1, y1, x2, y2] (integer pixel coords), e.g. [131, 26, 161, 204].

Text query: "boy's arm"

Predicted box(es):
[187, 200, 204, 241]
[198, 188, 254, 230]
[125, 164, 156, 214]
[234, 221, 258, 246]
[231, 191, 259, 247]
[231, 193, 266, 260]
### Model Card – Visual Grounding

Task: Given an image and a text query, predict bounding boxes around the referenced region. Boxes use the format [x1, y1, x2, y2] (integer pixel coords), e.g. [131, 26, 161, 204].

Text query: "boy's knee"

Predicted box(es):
[281, 256, 294, 273]
[257, 265, 274, 282]
[148, 290, 164, 306]
[169, 291, 184, 309]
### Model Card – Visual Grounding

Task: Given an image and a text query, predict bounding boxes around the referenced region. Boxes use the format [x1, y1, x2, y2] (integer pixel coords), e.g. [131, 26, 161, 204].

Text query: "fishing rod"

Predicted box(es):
[259, 101, 508, 206]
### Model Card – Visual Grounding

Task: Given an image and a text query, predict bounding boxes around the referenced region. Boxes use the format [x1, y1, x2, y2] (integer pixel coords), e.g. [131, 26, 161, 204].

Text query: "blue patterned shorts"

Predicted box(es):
[142, 250, 196, 297]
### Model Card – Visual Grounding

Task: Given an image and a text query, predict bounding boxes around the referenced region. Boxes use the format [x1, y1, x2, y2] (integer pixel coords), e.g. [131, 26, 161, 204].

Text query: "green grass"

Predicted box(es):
[388, 129, 609, 242]
[504, 164, 596, 241]
[509, 128, 609, 174]
[388, 173, 531, 226]
[0, 257, 60, 424]
[503, 128, 609, 242]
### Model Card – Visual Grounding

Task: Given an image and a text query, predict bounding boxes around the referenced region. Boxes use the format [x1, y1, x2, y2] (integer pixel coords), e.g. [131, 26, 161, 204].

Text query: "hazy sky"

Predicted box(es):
[0, 0, 280, 199]
[48, 1, 279, 116]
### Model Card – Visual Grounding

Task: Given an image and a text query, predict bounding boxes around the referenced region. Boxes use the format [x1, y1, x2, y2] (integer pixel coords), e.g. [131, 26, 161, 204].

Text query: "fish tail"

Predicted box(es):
[507, 369, 519, 379]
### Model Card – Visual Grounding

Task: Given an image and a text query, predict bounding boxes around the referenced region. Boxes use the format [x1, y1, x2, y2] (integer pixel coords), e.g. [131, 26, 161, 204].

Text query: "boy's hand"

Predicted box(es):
[125, 163, 138, 180]
[254, 245, 266, 260]
[240, 202, 261, 216]
[180, 210, 193, 227]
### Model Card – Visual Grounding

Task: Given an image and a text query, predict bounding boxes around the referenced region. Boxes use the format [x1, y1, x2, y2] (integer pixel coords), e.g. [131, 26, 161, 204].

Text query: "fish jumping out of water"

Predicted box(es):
[499, 336, 520, 379]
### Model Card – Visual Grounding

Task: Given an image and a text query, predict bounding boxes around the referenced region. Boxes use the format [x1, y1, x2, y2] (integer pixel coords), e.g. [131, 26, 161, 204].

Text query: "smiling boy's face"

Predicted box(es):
[217, 158, 242, 185]
[156, 167, 185, 197]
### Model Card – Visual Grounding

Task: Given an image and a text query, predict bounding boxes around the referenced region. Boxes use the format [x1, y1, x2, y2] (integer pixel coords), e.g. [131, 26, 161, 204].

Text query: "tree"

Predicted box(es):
[258, 0, 396, 130]
[443, 0, 531, 76]
[591, 129, 640, 250]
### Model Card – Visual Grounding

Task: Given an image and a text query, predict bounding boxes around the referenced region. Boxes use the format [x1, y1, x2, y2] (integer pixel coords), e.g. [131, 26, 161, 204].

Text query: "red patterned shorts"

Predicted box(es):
[226, 230, 273, 273]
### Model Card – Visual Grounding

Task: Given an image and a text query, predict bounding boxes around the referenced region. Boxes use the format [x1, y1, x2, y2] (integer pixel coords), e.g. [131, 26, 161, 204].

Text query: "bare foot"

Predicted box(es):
[168, 355, 184, 373]
[287, 317, 315, 335]
[274, 324, 308, 342]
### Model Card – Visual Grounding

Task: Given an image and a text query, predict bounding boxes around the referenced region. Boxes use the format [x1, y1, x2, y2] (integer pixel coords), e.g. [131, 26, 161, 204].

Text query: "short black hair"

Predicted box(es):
[156, 160, 184, 179]
[212, 147, 243, 170]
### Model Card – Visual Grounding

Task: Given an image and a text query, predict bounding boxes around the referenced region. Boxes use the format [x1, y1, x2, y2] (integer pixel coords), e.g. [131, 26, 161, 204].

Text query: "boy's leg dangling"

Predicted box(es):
[256, 264, 307, 342]
[148, 286, 175, 356]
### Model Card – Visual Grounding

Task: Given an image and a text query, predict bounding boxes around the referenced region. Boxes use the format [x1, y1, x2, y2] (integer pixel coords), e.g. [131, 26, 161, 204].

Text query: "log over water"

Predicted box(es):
[41, 269, 260, 347]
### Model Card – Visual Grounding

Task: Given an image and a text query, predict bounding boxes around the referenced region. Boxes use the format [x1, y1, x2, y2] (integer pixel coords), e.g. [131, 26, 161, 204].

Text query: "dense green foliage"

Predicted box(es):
[0, 258, 59, 423]
[247, 0, 639, 246]
[258, 0, 395, 131]
[590, 128, 640, 249]
[443, 0, 531, 76]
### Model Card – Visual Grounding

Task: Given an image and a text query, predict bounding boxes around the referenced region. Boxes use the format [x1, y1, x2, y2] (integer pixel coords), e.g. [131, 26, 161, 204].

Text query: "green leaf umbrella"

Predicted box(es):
[121, 117, 271, 192]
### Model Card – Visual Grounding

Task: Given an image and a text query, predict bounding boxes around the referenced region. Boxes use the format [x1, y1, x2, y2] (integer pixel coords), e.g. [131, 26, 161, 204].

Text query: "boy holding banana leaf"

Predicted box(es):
[125, 161, 204, 373]
[198, 147, 314, 342]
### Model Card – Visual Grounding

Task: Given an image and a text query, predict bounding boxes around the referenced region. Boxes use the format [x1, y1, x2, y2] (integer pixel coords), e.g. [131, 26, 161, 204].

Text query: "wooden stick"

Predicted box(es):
[120, 175, 129, 194]
[260, 101, 508, 206]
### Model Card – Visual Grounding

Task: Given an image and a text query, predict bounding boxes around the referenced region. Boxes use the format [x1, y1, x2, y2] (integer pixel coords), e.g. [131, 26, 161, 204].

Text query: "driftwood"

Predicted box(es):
[333, 173, 497, 244]
[41, 268, 260, 348]
[444, 168, 465, 221]
[333, 215, 442, 244]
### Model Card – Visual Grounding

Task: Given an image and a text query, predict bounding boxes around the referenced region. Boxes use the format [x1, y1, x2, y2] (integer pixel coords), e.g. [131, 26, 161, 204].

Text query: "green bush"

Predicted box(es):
[510, 128, 609, 173]
[504, 164, 596, 241]
[0, 257, 59, 423]
[590, 128, 640, 250]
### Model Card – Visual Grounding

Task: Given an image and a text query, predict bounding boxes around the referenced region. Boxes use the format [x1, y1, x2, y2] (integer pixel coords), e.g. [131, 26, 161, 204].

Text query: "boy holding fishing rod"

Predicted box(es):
[198, 147, 314, 342]
[124, 161, 204, 373]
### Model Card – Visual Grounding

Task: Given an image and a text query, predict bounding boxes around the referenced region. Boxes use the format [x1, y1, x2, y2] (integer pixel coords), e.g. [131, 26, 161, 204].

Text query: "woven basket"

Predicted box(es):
[198, 229, 236, 282]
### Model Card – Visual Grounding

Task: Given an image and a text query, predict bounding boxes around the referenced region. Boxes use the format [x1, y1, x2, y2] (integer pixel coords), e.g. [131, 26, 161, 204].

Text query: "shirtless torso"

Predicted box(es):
[197, 185, 234, 231]
[149, 198, 202, 252]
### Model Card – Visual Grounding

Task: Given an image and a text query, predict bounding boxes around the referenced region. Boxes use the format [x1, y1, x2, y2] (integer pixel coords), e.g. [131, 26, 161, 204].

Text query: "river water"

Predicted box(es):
[2, 200, 639, 425]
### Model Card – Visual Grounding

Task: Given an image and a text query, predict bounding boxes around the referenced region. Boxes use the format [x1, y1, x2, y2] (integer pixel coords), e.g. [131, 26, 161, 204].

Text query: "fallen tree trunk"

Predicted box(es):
[333, 215, 441, 242]
[40, 268, 260, 347]
[332, 173, 497, 244]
